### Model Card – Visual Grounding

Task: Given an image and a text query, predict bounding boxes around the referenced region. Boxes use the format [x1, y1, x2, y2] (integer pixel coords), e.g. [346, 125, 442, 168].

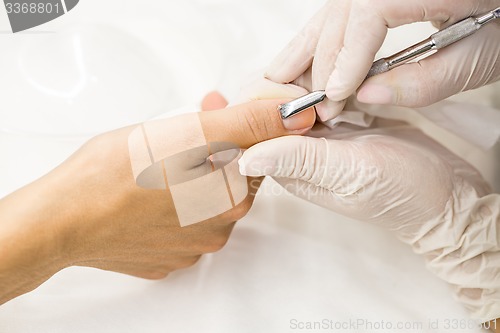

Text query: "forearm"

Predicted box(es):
[0, 175, 70, 304]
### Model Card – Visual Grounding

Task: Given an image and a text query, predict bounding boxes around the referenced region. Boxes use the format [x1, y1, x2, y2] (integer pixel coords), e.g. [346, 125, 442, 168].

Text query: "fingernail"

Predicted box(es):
[357, 84, 394, 105]
[282, 117, 307, 131]
[238, 156, 274, 177]
[281, 107, 316, 131]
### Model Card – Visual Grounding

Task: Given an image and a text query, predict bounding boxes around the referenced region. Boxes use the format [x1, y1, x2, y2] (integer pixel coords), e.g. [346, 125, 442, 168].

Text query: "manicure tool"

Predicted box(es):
[279, 7, 500, 119]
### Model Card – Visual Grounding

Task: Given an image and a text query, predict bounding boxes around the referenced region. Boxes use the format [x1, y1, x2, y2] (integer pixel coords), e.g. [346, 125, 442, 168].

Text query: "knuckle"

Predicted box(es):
[141, 270, 170, 280]
[180, 255, 202, 268]
[239, 107, 266, 143]
[203, 227, 234, 253]
[238, 101, 280, 143]
[205, 238, 228, 253]
[393, 62, 437, 108]
[356, 0, 372, 10]
[416, 67, 435, 106]
[84, 132, 112, 155]
[80, 133, 117, 167]
[225, 195, 254, 221]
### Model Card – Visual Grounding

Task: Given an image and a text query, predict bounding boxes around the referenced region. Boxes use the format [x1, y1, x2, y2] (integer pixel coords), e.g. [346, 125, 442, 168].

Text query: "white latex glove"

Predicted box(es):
[239, 126, 500, 322]
[266, 0, 500, 122]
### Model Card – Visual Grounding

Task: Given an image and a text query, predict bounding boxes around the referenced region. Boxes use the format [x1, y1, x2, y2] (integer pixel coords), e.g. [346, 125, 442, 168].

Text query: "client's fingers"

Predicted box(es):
[199, 99, 316, 149]
[201, 91, 229, 111]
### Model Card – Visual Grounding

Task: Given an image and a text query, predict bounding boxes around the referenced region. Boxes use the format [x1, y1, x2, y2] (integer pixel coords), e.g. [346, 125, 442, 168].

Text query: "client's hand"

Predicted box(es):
[239, 126, 500, 323]
[0, 94, 315, 304]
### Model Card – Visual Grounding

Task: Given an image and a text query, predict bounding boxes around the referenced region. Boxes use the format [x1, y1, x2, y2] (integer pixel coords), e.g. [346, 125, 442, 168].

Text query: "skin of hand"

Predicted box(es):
[266, 0, 500, 122]
[494, 320, 500, 333]
[239, 125, 500, 325]
[492, 320, 500, 333]
[0, 94, 316, 305]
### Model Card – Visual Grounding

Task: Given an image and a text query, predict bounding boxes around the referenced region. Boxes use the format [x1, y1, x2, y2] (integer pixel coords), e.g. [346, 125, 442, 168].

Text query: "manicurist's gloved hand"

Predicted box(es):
[266, 0, 500, 121]
[239, 126, 500, 324]
[0, 95, 315, 304]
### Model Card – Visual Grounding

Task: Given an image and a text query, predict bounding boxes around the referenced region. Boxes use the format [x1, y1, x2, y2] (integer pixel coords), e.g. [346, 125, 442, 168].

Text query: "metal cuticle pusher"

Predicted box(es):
[279, 7, 500, 119]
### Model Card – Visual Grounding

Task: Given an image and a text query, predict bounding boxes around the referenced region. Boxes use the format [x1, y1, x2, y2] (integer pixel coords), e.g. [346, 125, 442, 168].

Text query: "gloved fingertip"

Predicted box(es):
[265, 43, 314, 84]
[357, 83, 394, 105]
[265, 54, 297, 84]
[325, 69, 360, 102]
[325, 83, 346, 104]
[238, 155, 273, 177]
[264, 65, 285, 84]
[315, 100, 343, 122]
[238, 156, 248, 176]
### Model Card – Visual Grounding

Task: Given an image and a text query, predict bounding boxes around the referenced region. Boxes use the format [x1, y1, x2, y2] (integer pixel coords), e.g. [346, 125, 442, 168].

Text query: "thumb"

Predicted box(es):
[239, 135, 381, 197]
[238, 135, 367, 218]
[199, 98, 316, 149]
[357, 23, 500, 107]
[238, 136, 332, 186]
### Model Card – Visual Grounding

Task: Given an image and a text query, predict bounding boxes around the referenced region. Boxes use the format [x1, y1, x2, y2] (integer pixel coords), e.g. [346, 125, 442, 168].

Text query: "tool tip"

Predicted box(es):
[494, 7, 500, 18]
[279, 91, 326, 119]
[278, 103, 294, 119]
[367, 59, 390, 78]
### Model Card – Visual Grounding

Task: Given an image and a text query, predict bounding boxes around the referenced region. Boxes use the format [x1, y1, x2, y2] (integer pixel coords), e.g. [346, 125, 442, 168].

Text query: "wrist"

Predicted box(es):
[412, 184, 500, 322]
[0, 174, 75, 303]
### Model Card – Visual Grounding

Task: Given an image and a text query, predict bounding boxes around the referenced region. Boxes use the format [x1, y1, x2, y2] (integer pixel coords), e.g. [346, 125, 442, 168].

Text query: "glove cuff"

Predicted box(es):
[409, 178, 500, 322]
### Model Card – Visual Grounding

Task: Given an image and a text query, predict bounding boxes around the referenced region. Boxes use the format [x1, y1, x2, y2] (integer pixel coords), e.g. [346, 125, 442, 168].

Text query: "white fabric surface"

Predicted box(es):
[0, 1, 498, 332]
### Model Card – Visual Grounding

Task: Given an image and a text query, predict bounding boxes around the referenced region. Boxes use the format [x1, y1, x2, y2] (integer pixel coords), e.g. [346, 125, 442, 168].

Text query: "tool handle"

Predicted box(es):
[367, 38, 434, 78]
[367, 8, 499, 78]
[431, 17, 480, 49]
